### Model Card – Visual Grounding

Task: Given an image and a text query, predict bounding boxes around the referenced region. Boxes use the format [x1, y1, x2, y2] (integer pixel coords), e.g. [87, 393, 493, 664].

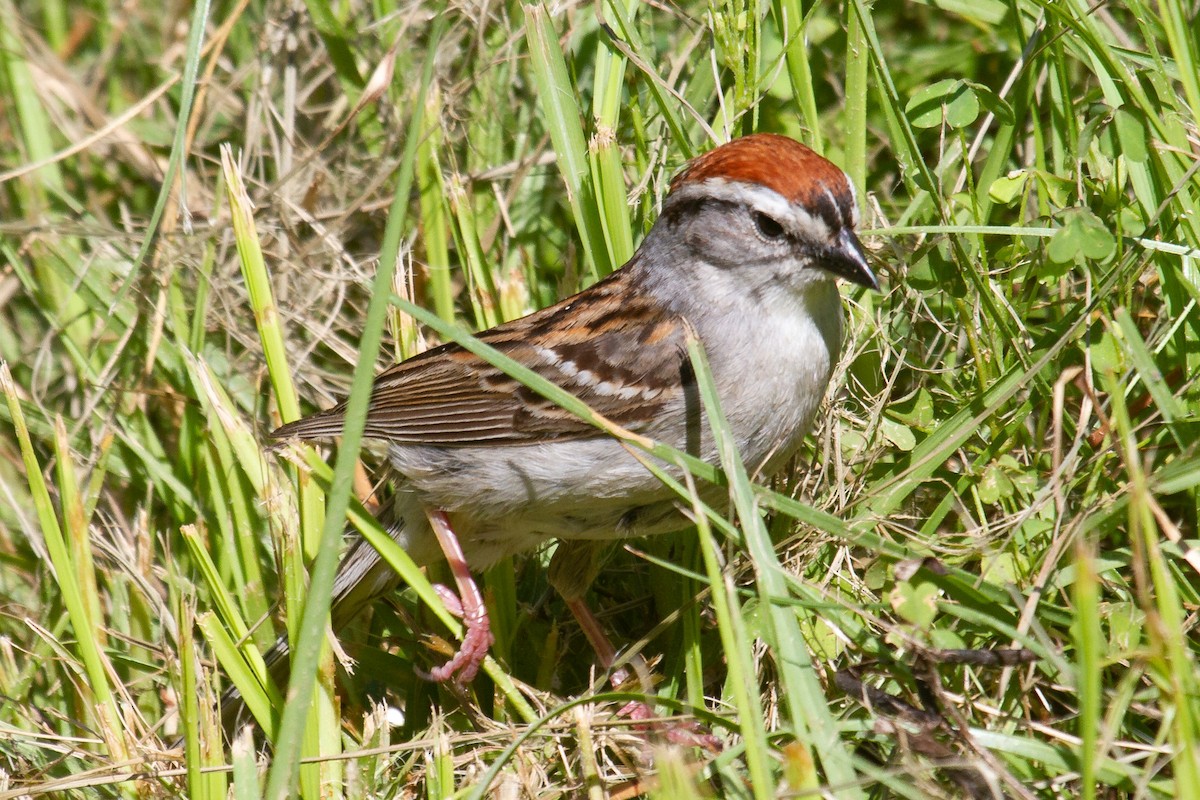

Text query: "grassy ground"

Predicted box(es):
[2, 0, 1199, 797]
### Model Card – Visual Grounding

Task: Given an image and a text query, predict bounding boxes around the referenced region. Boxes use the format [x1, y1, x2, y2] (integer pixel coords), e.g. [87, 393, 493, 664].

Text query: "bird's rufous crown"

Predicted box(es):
[671, 133, 853, 208]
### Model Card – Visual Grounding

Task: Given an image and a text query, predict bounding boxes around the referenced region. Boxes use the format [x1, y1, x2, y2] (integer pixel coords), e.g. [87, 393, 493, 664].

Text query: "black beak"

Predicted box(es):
[822, 228, 879, 290]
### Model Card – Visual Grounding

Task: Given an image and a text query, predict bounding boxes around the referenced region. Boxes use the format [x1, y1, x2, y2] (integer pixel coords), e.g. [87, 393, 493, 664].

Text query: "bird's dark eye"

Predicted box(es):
[753, 212, 785, 240]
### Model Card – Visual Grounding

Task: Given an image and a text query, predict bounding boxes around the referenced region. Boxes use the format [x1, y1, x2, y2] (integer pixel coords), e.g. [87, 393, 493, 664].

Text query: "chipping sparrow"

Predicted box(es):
[269, 133, 877, 689]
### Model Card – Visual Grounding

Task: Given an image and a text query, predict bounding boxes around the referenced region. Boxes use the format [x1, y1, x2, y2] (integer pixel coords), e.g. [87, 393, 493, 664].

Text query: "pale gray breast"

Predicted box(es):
[693, 279, 843, 476]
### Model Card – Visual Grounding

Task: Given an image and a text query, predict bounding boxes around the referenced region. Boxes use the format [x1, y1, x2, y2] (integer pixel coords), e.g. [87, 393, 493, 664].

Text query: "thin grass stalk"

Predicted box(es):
[482, 559, 517, 675]
[0, 1, 90, 356]
[691, 483, 774, 798]
[263, 22, 446, 796]
[54, 419, 102, 635]
[843, 0, 868, 183]
[416, 89, 456, 323]
[599, 0, 700, 155]
[448, 173, 501, 329]
[574, 707, 604, 800]
[218, 147, 303, 451]
[523, 3, 613, 278]
[1106, 369, 1200, 795]
[653, 746, 708, 798]
[180, 600, 203, 800]
[299, 0, 364, 92]
[677, 535, 707, 717]
[589, 5, 635, 268]
[1073, 540, 1101, 800]
[771, 0, 821, 149]
[37, 0, 66, 49]
[181, 602, 228, 800]
[124, 0, 211, 289]
[684, 333, 861, 794]
[968, 726, 1160, 790]
[231, 727, 261, 800]
[1113, 308, 1187, 447]
[429, 723, 455, 798]
[2, 367, 131, 764]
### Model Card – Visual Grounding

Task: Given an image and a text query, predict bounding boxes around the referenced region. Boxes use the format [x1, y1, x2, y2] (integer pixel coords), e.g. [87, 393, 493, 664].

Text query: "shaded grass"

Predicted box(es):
[1, 0, 1198, 797]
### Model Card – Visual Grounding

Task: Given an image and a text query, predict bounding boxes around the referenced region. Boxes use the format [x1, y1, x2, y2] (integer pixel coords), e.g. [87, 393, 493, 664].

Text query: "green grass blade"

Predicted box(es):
[684, 333, 860, 794]
[1073, 541, 1101, 800]
[523, 3, 612, 277]
[263, 21, 446, 797]
[1, 368, 129, 763]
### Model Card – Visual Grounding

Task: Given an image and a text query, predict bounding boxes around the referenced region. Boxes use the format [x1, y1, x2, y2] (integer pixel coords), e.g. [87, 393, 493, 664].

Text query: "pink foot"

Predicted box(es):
[432, 583, 464, 616]
[419, 510, 494, 685]
[609, 668, 722, 751]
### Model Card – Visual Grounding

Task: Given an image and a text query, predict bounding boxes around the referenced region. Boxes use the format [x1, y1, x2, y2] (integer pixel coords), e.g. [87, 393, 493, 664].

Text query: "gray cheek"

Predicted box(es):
[684, 214, 752, 266]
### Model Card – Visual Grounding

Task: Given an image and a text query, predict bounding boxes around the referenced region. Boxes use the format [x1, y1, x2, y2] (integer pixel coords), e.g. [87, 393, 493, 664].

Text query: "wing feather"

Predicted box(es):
[272, 268, 688, 446]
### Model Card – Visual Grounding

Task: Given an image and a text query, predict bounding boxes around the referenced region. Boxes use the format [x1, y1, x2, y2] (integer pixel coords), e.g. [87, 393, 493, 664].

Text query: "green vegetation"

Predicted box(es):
[1, 0, 1197, 797]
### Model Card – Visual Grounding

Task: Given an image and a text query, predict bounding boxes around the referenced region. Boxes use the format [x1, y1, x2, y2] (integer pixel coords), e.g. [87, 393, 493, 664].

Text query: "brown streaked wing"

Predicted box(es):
[271, 271, 688, 446]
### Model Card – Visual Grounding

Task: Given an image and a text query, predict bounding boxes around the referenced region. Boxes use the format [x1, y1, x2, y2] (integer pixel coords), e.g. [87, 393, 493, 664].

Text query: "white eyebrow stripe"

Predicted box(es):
[823, 187, 846, 228]
[844, 178, 861, 227]
[666, 178, 832, 240]
[667, 178, 791, 217]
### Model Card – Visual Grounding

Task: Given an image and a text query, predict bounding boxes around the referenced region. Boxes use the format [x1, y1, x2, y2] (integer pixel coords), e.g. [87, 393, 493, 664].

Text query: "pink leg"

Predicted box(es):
[566, 596, 721, 751]
[566, 598, 646, 717]
[565, 597, 618, 671]
[421, 509, 493, 684]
